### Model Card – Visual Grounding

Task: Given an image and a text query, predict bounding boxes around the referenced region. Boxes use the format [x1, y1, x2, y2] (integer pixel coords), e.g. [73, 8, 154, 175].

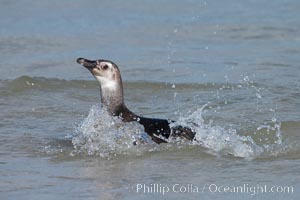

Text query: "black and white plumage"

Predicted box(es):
[77, 57, 195, 144]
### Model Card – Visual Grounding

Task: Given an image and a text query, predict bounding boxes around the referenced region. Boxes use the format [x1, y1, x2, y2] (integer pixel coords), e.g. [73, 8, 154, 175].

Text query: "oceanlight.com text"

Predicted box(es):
[132, 183, 294, 196]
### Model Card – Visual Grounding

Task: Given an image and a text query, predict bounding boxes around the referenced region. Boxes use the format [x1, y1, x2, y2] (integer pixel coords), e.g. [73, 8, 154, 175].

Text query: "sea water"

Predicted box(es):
[1, 0, 299, 199]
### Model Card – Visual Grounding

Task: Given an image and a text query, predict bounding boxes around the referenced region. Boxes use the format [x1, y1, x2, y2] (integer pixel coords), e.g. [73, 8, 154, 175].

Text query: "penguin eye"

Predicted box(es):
[102, 65, 109, 70]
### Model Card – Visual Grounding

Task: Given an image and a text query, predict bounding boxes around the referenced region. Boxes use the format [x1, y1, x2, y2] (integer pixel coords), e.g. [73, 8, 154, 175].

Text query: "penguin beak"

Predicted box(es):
[76, 57, 96, 69]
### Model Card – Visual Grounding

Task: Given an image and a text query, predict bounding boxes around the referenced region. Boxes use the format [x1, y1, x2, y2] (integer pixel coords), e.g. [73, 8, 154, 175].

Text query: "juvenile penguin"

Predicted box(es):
[77, 57, 195, 144]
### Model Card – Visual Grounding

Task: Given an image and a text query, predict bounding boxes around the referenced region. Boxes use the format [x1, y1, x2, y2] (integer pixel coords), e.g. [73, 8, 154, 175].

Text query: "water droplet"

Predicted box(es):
[224, 75, 229, 81]
[256, 93, 262, 99]
[243, 76, 249, 82]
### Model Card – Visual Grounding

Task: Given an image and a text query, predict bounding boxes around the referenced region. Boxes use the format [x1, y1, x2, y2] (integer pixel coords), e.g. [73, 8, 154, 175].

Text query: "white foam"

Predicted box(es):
[169, 105, 263, 158]
[72, 105, 157, 158]
[71, 104, 285, 159]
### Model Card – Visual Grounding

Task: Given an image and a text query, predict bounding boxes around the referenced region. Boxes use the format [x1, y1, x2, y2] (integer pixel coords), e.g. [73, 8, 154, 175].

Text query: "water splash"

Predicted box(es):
[71, 105, 158, 158]
[169, 105, 263, 158]
[71, 104, 286, 159]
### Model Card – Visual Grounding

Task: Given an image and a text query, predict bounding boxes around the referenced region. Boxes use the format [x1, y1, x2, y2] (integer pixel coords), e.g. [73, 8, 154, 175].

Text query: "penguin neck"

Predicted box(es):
[96, 75, 137, 121]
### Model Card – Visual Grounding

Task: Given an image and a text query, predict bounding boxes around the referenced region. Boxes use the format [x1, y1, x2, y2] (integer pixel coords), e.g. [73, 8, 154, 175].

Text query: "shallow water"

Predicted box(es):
[1, 0, 300, 199]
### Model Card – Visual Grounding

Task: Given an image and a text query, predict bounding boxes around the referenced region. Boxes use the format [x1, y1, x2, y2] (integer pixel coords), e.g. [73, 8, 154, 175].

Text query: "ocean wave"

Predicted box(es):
[0, 76, 96, 94]
[0, 75, 251, 94]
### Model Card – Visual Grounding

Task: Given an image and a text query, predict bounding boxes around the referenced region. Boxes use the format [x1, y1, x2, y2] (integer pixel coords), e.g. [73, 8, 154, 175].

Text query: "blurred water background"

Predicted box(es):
[0, 0, 299, 199]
